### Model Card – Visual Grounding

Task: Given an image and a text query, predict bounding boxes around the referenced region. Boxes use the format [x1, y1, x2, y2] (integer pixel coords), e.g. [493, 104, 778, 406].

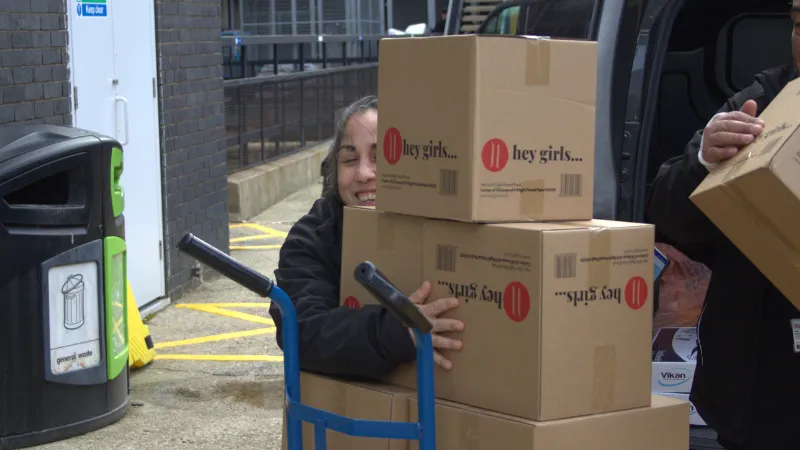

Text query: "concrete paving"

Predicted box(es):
[34, 180, 324, 450]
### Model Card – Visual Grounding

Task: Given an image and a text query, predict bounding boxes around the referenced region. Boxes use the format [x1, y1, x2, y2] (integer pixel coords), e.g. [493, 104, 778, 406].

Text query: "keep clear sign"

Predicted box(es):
[76, 0, 108, 17]
[48, 262, 102, 375]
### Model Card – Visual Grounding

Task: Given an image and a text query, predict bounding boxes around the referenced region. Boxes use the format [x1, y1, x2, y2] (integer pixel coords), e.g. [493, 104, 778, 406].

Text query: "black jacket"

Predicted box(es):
[268, 195, 417, 380]
[647, 63, 800, 449]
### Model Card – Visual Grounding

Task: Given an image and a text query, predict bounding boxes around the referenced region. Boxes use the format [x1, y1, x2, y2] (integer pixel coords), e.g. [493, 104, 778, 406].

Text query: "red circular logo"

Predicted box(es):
[503, 281, 530, 322]
[383, 128, 402, 165]
[481, 138, 509, 172]
[624, 276, 648, 310]
[344, 296, 361, 309]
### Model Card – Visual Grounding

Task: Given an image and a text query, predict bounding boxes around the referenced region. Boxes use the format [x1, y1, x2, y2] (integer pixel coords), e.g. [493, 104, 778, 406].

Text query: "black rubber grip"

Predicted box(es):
[177, 233, 274, 298]
[354, 261, 433, 333]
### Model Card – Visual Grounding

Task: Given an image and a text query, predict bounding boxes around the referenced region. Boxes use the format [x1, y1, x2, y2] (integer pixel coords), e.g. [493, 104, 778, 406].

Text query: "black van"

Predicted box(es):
[474, 0, 794, 448]
[476, 0, 792, 224]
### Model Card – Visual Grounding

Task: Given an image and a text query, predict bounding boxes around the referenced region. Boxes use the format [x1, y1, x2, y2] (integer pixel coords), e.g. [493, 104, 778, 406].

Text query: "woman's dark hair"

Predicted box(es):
[321, 95, 379, 200]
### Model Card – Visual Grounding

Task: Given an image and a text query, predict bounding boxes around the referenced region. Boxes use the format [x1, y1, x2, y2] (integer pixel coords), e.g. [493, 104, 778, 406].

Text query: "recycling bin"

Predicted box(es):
[0, 124, 130, 448]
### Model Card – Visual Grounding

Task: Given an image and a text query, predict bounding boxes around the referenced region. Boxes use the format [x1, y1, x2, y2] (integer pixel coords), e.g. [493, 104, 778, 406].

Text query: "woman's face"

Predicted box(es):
[337, 109, 378, 207]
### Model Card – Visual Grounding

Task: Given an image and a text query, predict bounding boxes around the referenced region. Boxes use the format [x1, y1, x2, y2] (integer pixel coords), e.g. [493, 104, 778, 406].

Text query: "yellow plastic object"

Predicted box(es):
[127, 281, 156, 370]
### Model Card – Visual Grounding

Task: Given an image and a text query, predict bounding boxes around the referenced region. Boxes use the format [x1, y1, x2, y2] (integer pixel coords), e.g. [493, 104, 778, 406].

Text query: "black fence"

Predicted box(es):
[222, 34, 383, 80]
[224, 63, 378, 173]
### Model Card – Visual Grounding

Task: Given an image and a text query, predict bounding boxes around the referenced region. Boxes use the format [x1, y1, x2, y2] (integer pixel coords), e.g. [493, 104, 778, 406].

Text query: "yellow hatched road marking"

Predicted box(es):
[191, 302, 271, 308]
[155, 354, 284, 362]
[161, 301, 283, 364]
[176, 304, 275, 326]
[155, 328, 275, 350]
[230, 234, 278, 243]
[229, 223, 288, 238]
[230, 244, 282, 251]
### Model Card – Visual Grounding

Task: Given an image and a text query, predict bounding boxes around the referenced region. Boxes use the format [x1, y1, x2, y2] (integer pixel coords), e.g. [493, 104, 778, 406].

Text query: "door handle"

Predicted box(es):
[115, 96, 130, 146]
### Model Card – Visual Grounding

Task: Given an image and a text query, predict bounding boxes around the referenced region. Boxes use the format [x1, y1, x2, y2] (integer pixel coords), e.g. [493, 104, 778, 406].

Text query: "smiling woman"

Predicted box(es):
[329, 98, 379, 207]
[267, 96, 465, 380]
[318, 96, 377, 201]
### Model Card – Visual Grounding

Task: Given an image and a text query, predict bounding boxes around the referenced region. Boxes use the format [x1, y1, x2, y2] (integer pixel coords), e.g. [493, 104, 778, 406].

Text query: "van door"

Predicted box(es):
[616, 0, 675, 223]
[478, 2, 523, 35]
[520, 0, 645, 220]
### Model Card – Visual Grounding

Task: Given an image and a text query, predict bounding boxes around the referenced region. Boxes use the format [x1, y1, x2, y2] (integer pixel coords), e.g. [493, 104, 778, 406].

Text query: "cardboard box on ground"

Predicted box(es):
[280, 373, 410, 450]
[690, 76, 800, 310]
[283, 372, 690, 450]
[340, 206, 655, 422]
[375, 34, 597, 223]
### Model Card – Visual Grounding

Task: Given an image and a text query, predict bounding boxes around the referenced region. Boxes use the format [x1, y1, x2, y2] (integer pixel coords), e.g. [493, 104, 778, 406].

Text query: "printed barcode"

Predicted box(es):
[559, 174, 583, 197]
[439, 169, 458, 196]
[555, 253, 577, 279]
[436, 245, 457, 272]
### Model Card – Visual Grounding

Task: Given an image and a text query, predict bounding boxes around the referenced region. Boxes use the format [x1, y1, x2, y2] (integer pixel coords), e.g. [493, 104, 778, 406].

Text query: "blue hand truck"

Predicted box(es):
[177, 233, 437, 450]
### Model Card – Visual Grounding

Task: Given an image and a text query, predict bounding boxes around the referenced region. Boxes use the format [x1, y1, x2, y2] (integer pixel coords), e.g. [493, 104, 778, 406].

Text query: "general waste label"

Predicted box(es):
[48, 262, 102, 375]
[77, 0, 108, 17]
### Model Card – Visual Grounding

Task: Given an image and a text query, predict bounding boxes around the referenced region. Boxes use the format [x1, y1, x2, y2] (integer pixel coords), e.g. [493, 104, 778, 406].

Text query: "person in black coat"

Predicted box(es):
[646, 4, 800, 448]
[268, 96, 465, 381]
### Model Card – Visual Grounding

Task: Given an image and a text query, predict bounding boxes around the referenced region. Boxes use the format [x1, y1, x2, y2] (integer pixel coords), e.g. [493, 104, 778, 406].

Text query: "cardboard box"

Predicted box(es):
[280, 372, 413, 450]
[340, 206, 425, 310]
[652, 327, 698, 394]
[690, 76, 800, 310]
[375, 34, 597, 223]
[341, 206, 655, 421]
[408, 394, 690, 450]
[656, 393, 706, 427]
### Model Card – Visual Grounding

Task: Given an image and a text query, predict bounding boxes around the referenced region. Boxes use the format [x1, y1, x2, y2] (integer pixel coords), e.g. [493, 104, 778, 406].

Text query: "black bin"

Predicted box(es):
[0, 125, 130, 448]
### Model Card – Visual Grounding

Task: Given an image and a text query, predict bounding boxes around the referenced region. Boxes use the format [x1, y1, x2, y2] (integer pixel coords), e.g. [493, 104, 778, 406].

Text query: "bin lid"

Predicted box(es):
[0, 125, 96, 166]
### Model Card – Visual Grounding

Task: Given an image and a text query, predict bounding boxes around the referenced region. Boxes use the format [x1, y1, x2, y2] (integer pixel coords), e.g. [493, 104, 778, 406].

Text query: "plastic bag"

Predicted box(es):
[653, 243, 711, 332]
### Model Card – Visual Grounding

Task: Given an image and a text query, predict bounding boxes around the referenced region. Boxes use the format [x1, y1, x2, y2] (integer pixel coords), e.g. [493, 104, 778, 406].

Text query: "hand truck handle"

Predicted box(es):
[176, 234, 437, 450]
[354, 261, 433, 334]
[177, 233, 275, 298]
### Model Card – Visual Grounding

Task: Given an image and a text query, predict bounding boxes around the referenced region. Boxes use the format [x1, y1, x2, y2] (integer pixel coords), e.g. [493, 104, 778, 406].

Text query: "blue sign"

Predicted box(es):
[77, 2, 107, 17]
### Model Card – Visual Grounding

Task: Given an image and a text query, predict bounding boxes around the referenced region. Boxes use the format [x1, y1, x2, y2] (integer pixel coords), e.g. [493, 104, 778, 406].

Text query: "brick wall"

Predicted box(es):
[0, 0, 72, 126]
[155, 0, 228, 300]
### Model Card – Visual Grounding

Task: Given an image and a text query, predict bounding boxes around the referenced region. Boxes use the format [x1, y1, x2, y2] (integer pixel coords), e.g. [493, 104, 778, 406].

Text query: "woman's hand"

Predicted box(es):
[407, 281, 465, 371]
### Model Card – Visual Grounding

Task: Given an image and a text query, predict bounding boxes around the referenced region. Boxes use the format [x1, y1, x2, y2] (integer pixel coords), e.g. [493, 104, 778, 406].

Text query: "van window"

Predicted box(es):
[483, 5, 521, 35]
[523, 0, 596, 39]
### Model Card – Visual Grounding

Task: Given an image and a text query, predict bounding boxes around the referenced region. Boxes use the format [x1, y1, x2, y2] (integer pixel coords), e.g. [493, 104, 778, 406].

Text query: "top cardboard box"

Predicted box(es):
[690, 77, 800, 310]
[375, 35, 598, 223]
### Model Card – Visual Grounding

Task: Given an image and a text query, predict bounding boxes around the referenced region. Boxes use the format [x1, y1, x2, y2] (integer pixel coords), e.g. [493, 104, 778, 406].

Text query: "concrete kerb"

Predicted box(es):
[227, 140, 331, 222]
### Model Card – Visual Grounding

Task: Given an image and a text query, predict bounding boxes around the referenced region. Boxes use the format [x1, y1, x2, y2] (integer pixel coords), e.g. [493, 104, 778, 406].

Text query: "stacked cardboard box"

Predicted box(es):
[283, 372, 691, 450]
[652, 327, 707, 426]
[285, 34, 691, 448]
[341, 207, 658, 421]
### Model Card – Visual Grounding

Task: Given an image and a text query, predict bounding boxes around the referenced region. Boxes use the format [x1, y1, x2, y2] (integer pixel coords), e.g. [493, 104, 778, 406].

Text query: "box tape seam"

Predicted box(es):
[525, 39, 551, 87]
[378, 213, 395, 250]
[520, 179, 546, 219]
[592, 344, 616, 411]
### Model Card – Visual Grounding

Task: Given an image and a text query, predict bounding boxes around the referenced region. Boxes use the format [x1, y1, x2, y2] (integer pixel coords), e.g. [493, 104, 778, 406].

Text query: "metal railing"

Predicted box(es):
[222, 34, 384, 79]
[224, 63, 378, 173]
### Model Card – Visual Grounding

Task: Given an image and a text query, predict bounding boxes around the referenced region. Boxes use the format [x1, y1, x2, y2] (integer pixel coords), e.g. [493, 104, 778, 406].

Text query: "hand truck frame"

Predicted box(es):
[177, 233, 437, 450]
